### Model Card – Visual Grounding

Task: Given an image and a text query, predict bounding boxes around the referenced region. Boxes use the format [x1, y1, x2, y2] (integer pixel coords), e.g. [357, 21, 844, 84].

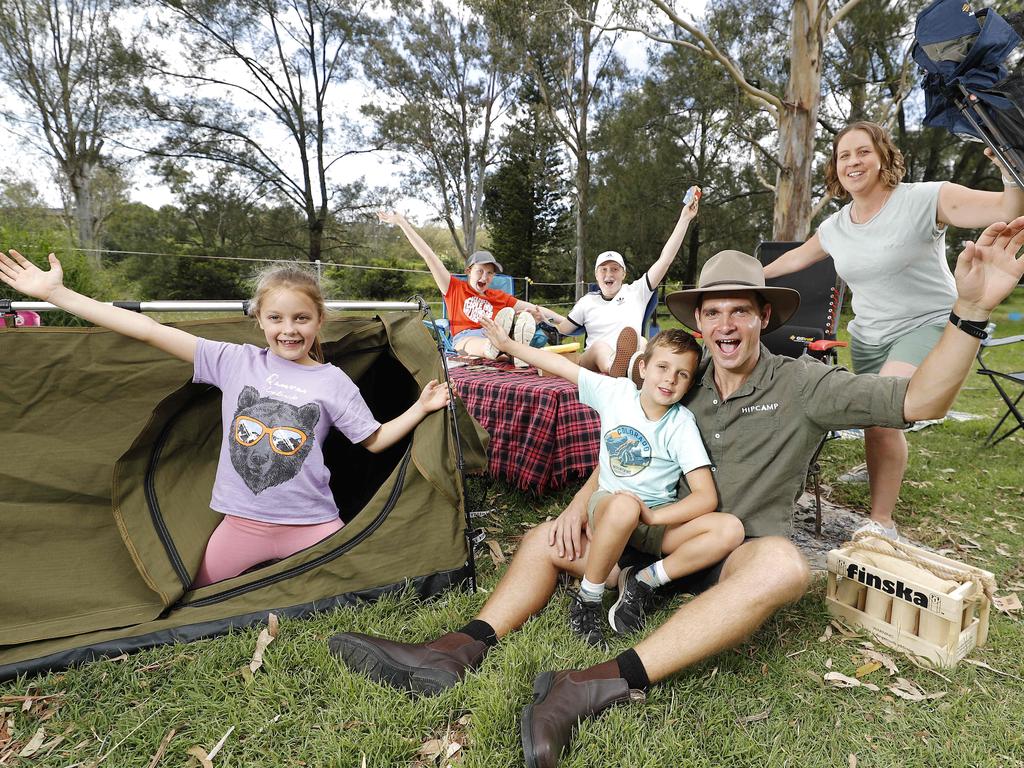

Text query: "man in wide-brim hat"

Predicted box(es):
[328, 222, 1024, 768]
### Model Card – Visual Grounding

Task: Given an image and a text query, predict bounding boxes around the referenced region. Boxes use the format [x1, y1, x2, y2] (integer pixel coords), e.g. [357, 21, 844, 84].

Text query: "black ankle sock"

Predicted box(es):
[458, 619, 498, 647]
[616, 648, 651, 692]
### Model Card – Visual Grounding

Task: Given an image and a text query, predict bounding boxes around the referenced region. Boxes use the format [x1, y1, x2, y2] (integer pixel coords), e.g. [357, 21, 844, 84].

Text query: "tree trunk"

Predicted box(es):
[772, 0, 826, 241]
[309, 212, 324, 263]
[684, 221, 701, 286]
[68, 161, 100, 268]
[574, 153, 589, 299]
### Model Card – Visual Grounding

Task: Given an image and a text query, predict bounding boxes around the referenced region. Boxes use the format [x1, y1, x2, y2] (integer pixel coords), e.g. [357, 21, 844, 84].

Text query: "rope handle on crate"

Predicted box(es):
[848, 531, 998, 602]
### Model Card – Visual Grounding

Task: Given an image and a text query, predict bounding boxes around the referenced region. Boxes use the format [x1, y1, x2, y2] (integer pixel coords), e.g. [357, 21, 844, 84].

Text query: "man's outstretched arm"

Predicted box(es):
[904, 217, 1024, 421]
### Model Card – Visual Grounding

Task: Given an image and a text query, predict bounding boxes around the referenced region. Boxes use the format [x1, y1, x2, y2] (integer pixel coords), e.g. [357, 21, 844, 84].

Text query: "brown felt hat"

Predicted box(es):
[665, 249, 800, 333]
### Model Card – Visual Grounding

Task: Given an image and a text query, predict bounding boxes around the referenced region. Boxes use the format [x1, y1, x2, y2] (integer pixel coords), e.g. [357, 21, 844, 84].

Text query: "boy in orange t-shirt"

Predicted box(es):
[379, 211, 553, 360]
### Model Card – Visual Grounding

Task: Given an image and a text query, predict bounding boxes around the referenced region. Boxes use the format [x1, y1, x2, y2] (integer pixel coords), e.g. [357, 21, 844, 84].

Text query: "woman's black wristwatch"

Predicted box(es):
[948, 310, 990, 340]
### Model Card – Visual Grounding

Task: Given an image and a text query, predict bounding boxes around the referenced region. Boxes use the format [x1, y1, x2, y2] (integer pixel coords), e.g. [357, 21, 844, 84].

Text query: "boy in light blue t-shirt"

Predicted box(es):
[482, 320, 745, 646]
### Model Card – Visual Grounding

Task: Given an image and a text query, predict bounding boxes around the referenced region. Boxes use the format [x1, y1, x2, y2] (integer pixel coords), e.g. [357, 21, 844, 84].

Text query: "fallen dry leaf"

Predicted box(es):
[187, 726, 233, 768]
[830, 620, 858, 637]
[17, 728, 46, 758]
[992, 593, 1021, 616]
[858, 648, 899, 676]
[34, 725, 72, 758]
[736, 709, 770, 725]
[848, 755, 857, 768]
[888, 677, 946, 702]
[0, 693, 64, 708]
[147, 727, 177, 768]
[855, 661, 882, 679]
[824, 672, 879, 692]
[485, 539, 506, 566]
[418, 738, 444, 760]
[249, 614, 280, 674]
[187, 745, 214, 768]
[962, 658, 1024, 681]
[818, 625, 833, 643]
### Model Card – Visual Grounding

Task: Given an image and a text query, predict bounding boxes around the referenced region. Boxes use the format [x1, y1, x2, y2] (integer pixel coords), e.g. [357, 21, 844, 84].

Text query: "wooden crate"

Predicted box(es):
[825, 544, 993, 667]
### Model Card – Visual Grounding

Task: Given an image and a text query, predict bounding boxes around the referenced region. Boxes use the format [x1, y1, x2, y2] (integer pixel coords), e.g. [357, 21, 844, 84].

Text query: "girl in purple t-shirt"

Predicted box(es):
[0, 252, 450, 586]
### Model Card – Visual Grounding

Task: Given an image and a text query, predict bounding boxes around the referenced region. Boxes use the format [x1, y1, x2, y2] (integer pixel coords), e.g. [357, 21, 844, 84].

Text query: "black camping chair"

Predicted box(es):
[757, 241, 848, 535]
[913, 0, 1024, 186]
[975, 322, 1024, 446]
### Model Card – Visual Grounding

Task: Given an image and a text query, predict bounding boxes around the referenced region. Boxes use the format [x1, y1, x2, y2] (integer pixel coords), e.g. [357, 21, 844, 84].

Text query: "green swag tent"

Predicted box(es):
[0, 310, 488, 680]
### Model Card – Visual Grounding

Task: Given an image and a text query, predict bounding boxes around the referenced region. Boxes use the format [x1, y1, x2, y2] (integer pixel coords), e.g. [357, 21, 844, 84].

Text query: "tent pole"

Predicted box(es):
[416, 296, 479, 593]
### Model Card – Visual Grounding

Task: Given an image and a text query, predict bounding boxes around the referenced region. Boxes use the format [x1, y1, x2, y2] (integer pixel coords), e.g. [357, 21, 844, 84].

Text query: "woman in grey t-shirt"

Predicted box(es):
[763, 120, 1023, 542]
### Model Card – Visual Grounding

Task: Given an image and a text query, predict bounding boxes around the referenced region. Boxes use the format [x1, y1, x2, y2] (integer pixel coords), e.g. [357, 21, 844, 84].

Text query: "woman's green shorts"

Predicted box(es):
[849, 324, 945, 374]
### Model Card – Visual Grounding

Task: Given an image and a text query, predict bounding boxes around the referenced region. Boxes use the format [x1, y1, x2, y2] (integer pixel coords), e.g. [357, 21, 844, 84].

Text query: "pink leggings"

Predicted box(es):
[192, 515, 344, 588]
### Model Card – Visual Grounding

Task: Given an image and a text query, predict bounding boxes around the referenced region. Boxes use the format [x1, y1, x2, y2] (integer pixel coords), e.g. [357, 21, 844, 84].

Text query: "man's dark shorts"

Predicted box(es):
[617, 536, 759, 596]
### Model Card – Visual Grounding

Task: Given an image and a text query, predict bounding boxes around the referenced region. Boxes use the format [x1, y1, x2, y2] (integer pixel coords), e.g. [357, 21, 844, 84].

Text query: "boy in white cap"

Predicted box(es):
[540, 190, 700, 377]
[379, 211, 547, 363]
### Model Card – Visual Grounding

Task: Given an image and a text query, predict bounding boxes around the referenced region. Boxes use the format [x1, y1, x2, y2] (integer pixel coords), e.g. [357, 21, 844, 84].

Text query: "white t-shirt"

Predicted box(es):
[578, 369, 710, 508]
[566, 274, 655, 349]
[817, 181, 955, 345]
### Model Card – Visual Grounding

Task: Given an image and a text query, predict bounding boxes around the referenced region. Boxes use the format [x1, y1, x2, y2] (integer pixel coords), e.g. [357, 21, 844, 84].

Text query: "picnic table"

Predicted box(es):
[448, 359, 600, 494]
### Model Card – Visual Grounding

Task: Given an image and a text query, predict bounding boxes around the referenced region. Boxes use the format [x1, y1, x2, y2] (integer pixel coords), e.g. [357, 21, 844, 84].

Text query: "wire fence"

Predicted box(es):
[69, 246, 599, 306]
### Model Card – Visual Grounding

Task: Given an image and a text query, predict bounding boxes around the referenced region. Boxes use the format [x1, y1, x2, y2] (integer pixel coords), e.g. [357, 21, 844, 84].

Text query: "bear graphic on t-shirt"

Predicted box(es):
[229, 385, 320, 495]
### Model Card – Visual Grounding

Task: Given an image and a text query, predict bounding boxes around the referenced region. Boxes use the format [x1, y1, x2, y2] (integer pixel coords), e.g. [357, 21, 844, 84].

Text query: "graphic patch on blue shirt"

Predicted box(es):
[604, 425, 652, 477]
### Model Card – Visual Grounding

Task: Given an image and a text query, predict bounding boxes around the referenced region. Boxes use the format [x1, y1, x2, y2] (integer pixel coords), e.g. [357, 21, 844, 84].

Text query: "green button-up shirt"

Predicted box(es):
[681, 345, 911, 538]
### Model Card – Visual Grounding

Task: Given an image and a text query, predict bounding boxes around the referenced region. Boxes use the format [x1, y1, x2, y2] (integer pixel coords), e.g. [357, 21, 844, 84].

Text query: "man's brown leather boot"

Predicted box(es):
[328, 631, 488, 696]
[520, 667, 645, 768]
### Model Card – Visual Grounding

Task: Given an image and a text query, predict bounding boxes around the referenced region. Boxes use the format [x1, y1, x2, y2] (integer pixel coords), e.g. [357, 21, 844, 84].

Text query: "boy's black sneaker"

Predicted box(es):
[608, 566, 655, 634]
[568, 592, 605, 646]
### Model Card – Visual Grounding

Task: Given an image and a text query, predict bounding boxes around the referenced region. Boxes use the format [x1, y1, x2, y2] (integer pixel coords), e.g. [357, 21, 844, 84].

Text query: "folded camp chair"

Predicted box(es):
[975, 322, 1024, 446]
[757, 241, 848, 534]
[913, 0, 1024, 186]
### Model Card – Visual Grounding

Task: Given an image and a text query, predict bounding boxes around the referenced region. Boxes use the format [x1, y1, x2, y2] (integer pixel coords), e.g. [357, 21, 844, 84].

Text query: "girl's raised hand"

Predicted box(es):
[418, 379, 451, 413]
[0, 250, 64, 301]
[377, 210, 403, 226]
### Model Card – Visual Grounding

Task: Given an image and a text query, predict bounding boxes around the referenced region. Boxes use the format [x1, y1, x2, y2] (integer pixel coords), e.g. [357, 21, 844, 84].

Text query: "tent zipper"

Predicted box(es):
[183, 448, 411, 608]
[145, 415, 193, 590]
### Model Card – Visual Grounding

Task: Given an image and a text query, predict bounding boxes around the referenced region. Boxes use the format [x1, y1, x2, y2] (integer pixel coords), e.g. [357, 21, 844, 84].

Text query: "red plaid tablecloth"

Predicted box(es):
[449, 361, 600, 494]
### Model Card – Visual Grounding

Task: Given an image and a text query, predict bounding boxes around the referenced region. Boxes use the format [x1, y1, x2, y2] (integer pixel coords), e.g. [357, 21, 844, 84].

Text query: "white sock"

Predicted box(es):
[636, 560, 670, 589]
[579, 577, 605, 602]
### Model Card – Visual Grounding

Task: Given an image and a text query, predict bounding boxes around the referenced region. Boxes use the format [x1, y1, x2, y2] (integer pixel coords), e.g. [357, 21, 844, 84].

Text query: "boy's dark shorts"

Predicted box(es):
[587, 488, 666, 556]
[617, 537, 759, 596]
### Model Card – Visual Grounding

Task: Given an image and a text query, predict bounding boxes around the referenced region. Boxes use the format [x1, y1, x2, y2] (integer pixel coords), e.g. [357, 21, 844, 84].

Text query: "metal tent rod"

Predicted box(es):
[2, 300, 421, 314]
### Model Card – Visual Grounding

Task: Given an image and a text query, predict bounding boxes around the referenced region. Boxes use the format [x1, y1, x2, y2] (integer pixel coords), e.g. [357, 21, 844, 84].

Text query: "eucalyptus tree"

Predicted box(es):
[589, 47, 774, 285]
[598, 0, 926, 241]
[143, 0, 381, 262]
[481, 0, 627, 298]
[363, 0, 514, 259]
[0, 0, 143, 263]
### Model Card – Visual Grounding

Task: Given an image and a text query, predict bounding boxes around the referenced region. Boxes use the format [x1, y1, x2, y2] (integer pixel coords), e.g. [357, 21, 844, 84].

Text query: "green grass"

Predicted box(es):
[2, 293, 1023, 767]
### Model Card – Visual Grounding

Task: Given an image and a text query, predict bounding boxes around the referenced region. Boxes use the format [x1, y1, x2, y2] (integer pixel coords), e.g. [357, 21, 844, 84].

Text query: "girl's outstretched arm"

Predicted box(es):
[361, 379, 450, 454]
[0, 250, 198, 363]
[378, 211, 452, 295]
